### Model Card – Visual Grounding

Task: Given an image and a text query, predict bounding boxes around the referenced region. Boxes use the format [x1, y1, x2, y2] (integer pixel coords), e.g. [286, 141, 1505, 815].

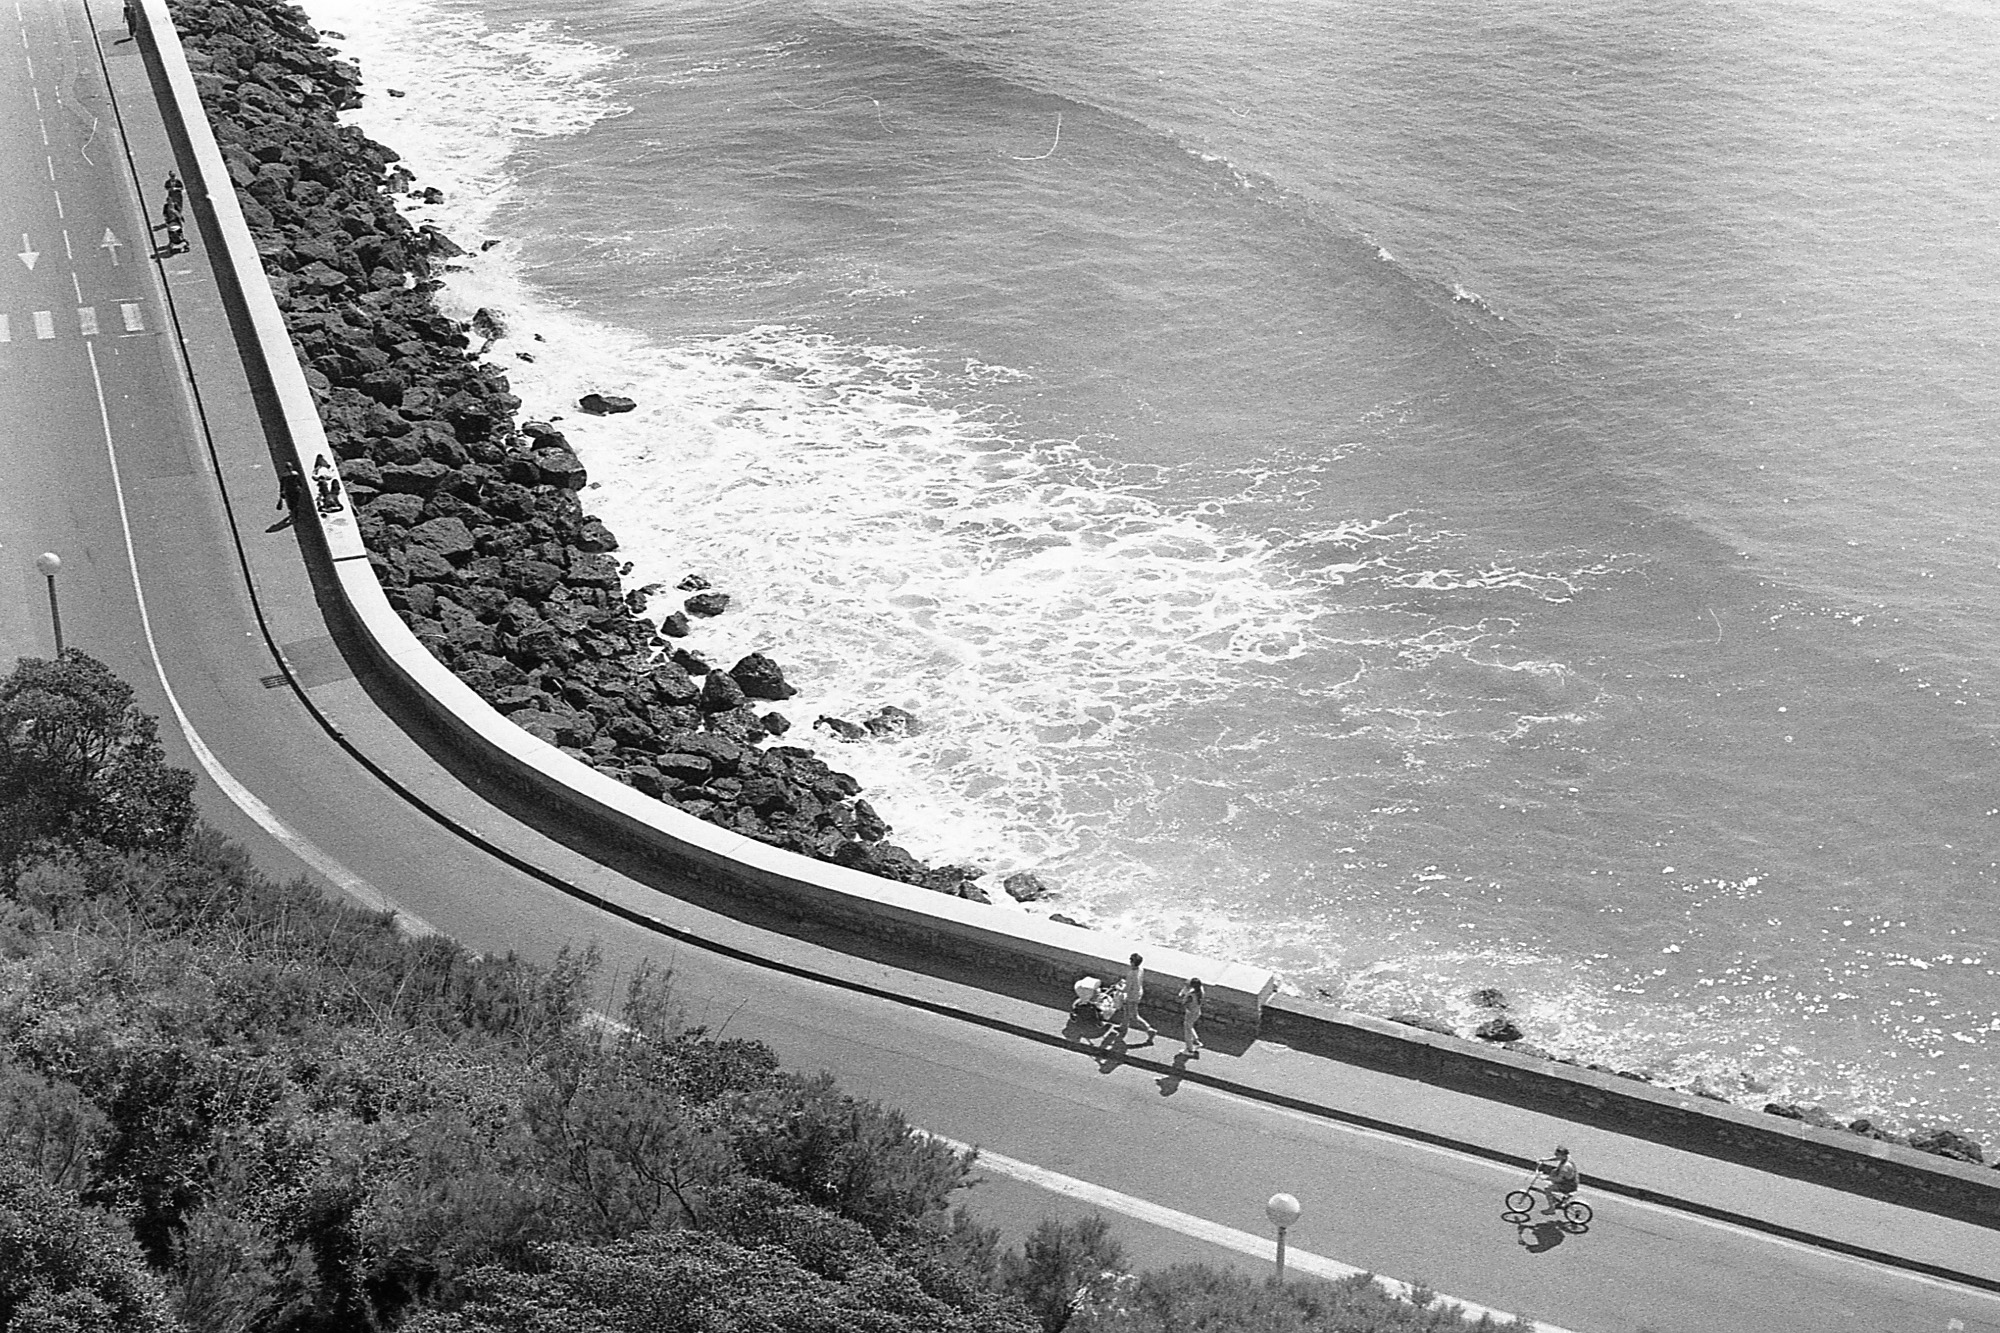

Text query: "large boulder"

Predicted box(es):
[578, 391, 636, 415]
[409, 516, 476, 560]
[1002, 871, 1051, 902]
[729, 652, 796, 701]
[684, 591, 731, 618]
[699, 670, 746, 714]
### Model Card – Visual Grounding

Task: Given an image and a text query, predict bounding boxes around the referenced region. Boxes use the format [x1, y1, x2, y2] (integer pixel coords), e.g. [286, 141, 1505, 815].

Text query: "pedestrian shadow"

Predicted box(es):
[1155, 1052, 1189, 1097]
[267, 513, 296, 533]
[1514, 1219, 1569, 1254]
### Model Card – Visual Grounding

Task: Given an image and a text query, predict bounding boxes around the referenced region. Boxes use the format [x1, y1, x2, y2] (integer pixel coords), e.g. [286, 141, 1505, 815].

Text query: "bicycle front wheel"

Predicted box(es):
[1504, 1190, 1536, 1216]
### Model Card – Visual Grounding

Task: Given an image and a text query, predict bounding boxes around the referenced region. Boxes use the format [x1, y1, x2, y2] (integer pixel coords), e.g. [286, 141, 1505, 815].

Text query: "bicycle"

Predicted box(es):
[1503, 1170, 1593, 1230]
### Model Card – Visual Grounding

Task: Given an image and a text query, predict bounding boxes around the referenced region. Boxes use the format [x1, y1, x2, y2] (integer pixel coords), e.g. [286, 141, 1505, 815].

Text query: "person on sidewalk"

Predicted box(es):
[1120, 953, 1156, 1044]
[312, 454, 343, 513]
[1177, 976, 1204, 1056]
[161, 191, 185, 254]
[276, 461, 304, 517]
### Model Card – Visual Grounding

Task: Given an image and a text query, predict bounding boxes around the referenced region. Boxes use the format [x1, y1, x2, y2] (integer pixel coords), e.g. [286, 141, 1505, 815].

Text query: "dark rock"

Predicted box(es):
[699, 670, 746, 714]
[533, 446, 588, 489]
[676, 574, 711, 591]
[656, 753, 714, 784]
[850, 798, 889, 842]
[729, 652, 797, 701]
[684, 591, 731, 618]
[814, 715, 867, 741]
[658, 611, 690, 638]
[864, 705, 922, 737]
[670, 648, 712, 677]
[1002, 871, 1052, 902]
[409, 516, 476, 560]
[1049, 913, 1088, 929]
[760, 711, 792, 736]
[1909, 1127, 1986, 1164]
[578, 392, 636, 415]
[1473, 1017, 1523, 1043]
[576, 518, 619, 552]
[1470, 987, 1509, 1009]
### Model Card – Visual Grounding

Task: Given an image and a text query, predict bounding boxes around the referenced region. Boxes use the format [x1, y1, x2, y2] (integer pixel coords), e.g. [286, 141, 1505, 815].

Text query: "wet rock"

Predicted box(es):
[1470, 987, 1509, 1009]
[676, 573, 711, 591]
[658, 610, 690, 638]
[671, 648, 712, 677]
[850, 798, 889, 842]
[1049, 913, 1088, 929]
[1003, 871, 1052, 902]
[578, 391, 636, 415]
[729, 652, 797, 701]
[814, 715, 867, 740]
[760, 711, 791, 736]
[864, 705, 922, 737]
[684, 591, 731, 618]
[1909, 1127, 1986, 1164]
[1473, 1017, 1523, 1044]
[698, 670, 747, 714]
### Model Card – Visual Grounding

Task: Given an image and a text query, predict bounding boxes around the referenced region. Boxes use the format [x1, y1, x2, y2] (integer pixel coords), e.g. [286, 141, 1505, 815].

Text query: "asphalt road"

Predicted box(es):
[3, 3, 1999, 1331]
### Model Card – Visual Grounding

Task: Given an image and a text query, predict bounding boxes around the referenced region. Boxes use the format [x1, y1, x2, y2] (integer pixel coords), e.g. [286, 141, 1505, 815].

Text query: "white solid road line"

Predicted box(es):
[83, 337, 433, 937]
[928, 1133, 1582, 1333]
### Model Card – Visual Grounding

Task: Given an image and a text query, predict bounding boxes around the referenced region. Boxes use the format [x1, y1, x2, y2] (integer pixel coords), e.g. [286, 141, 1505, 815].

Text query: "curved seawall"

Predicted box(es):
[133, 0, 2000, 1234]
[129, 0, 1276, 1031]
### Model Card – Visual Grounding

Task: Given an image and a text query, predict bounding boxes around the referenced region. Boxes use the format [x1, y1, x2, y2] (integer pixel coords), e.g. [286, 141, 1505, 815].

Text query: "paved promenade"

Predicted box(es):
[1, 2, 1997, 1330]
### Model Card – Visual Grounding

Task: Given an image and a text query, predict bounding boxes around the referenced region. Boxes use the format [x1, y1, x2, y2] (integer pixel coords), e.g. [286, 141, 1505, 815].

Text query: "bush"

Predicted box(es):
[0, 1155, 178, 1333]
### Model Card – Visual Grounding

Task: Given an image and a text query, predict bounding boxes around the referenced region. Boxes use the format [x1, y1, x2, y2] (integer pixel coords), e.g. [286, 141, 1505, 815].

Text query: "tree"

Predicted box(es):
[0, 1155, 179, 1333]
[997, 1216, 1124, 1333]
[0, 652, 195, 871]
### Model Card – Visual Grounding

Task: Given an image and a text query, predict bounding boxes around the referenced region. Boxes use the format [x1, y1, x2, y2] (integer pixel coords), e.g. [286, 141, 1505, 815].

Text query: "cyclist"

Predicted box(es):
[1535, 1146, 1580, 1213]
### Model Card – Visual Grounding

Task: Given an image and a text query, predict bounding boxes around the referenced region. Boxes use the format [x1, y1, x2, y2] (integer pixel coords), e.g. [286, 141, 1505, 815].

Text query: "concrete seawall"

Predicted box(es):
[129, 0, 1276, 1032]
[135, 0, 2000, 1231]
[1264, 996, 2000, 1229]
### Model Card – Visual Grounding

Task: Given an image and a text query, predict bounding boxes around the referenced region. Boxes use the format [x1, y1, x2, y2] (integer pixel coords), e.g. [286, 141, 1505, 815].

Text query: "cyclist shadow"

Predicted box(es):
[1514, 1218, 1574, 1254]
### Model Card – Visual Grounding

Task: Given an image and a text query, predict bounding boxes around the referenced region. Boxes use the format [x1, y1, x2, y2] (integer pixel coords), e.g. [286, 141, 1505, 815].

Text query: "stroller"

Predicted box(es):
[1071, 976, 1127, 1028]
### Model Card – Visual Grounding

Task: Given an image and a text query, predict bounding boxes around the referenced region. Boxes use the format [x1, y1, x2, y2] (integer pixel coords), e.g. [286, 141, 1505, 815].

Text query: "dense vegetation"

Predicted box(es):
[0, 651, 1526, 1332]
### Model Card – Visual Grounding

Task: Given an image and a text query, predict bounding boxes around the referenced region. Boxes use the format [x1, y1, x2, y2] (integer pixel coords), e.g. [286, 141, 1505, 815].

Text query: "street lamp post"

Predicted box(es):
[34, 552, 64, 654]
[1265, 1193, 1302, 1284]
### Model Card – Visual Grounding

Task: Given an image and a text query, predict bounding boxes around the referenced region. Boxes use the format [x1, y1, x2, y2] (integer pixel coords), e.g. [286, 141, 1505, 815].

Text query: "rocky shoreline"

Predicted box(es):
[171, 0, 988, 899]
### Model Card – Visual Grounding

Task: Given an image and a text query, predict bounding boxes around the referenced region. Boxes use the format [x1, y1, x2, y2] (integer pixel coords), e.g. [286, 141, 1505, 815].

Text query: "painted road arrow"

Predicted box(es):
[101, 228, 123, 265]
[18, 234, 38, 270]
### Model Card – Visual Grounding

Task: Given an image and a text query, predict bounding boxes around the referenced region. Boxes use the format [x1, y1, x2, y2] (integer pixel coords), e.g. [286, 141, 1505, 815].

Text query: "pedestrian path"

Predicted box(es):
[0, 298, 148, 341]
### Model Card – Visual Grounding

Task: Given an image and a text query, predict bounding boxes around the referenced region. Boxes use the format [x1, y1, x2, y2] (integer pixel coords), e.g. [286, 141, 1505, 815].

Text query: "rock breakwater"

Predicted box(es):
[169, 0, 979, 896]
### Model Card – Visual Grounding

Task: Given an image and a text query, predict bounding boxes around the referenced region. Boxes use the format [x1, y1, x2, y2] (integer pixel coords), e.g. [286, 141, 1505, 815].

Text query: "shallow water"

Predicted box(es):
[294, 0, 2000, 1137]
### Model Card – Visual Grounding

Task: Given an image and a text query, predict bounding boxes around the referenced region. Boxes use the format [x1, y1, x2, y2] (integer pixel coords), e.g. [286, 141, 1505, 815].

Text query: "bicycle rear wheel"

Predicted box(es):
[1503, 1190, 1536, 1217]
[1562, 1199, 1593, 1228]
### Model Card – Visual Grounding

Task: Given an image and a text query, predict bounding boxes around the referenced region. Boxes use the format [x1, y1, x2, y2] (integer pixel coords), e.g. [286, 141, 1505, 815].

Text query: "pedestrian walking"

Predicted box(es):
[122, 0, 138, 37]
[160, 189, 185, 254]
[164, 170, 183, 208]
[1120, 952, 1156, 1043]
[1177, 976, 1204, 1055]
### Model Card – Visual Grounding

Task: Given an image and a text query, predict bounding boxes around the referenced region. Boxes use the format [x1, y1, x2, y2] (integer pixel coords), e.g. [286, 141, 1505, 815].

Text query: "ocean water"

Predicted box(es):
[289, 0, 2000, 1137]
